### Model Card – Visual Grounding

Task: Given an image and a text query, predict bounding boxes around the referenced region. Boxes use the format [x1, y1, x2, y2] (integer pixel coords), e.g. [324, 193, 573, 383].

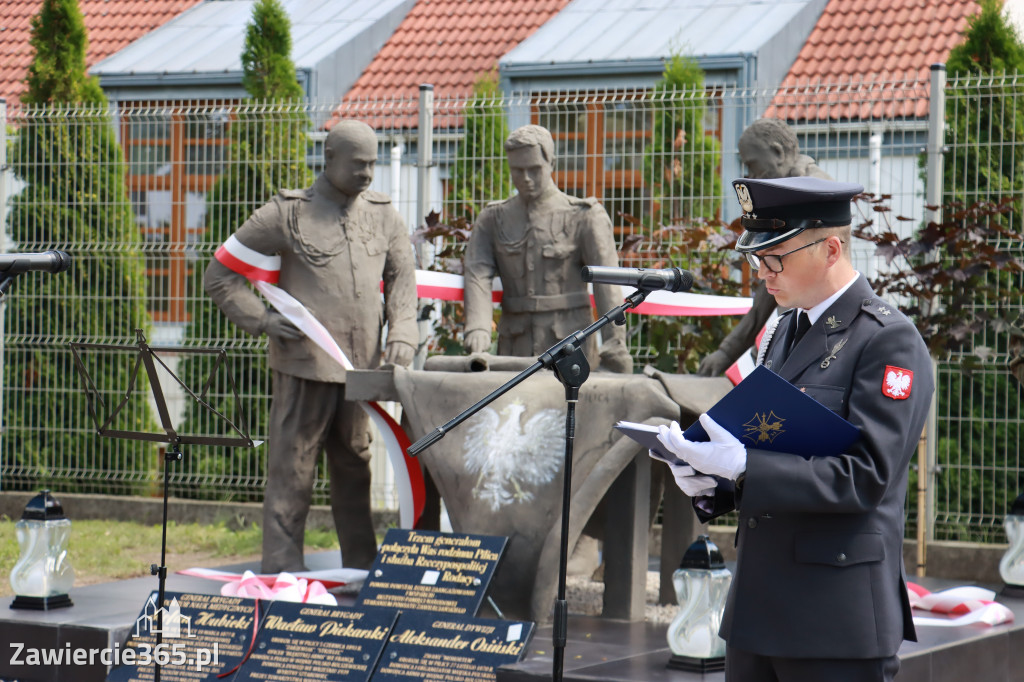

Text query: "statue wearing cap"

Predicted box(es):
[658, 175, 935, 677]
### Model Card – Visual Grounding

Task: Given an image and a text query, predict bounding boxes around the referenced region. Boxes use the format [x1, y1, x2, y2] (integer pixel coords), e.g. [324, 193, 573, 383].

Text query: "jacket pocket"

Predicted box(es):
[798, 384, 846, 414]
[795, 531, 884, 567]
[364, 236, 387, 256]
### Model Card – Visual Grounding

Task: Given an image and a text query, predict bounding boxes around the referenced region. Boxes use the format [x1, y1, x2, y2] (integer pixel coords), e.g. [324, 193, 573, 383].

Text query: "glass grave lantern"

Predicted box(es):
[1000, 492, 1024, 596]
[666, 534, 731, 672]
[9, 490, 74, 610]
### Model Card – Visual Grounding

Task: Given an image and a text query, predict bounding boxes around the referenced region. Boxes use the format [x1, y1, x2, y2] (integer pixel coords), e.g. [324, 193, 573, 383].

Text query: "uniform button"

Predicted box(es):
[356, 292, 362, 298]
[527, 263, 534, 270]
[836, 552, 847, 563]
[527, 289, 534, 295]
[747, 518, 757, 529]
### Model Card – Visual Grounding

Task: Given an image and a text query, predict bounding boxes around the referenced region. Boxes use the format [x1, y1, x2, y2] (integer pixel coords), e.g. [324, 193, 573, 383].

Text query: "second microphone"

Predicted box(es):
[581, 265, 694, 292]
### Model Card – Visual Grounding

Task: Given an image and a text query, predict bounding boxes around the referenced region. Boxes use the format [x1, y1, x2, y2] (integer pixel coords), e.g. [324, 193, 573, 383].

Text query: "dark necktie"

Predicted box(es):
[789, 311, 811, 354]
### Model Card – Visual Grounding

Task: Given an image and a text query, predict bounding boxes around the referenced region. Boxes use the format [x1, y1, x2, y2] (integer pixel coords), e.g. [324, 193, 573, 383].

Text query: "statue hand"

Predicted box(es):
[262, 311, 303, 343]
[384, 341, 415, 367]
[464, 330, 492, 354]
[599, 346, 633, 374]
[697, 349, 731, 377]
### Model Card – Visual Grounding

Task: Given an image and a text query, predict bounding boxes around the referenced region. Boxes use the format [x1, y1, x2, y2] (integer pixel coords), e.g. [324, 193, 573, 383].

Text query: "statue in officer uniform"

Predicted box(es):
[462, 124, 632, 374]
[204, 119, 418, 573]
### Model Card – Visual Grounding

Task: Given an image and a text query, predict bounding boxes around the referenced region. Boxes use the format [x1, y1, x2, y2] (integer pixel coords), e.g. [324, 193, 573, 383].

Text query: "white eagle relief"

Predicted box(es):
[886, 368, 912, 397]
[461, 401, 564, 511]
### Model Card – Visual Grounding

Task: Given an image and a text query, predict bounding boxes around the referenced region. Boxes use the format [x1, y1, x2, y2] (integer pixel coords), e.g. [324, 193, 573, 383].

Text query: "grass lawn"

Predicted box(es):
[0, 517, 340, 597]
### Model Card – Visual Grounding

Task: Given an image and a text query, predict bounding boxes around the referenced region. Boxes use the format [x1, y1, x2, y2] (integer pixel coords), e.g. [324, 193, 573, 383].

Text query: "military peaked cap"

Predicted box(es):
[732, 176, 864, 252]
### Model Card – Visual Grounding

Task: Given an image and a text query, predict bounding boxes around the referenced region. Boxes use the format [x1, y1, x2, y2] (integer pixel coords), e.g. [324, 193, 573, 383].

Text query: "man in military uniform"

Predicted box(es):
[698, 118, 833, 378]
[656, 177, 934, 681]
[462, 124, 632, 373]
[205, 119, 418, 573]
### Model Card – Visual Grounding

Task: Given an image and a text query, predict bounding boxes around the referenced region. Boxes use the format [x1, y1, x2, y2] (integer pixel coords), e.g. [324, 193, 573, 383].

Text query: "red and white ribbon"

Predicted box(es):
[907, 581, 1014, 627]
[629, 288, 752, 317]
[214, 235, 281, 284]
[220, 571, 335, 604]
[724, 307, 779, 385]
[178, 566, 367, 591]
[213, 240, 754, 317]
[411, 270, 752, 318]
[412, 270, 503, 303]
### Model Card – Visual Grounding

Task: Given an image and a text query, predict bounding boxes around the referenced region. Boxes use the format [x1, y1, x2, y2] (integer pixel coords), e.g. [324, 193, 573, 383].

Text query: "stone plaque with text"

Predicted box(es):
[373, 610, 534, 681]
[228, 602, 397, 682]
[107, 591, 261, 681]
[356, 528, 506, 616]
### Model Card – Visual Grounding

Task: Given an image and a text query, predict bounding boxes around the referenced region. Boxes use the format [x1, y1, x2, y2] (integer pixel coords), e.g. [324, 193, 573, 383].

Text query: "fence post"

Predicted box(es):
[414, 85, 436, 369]
[416, 84, 434, 268]
[921, 63, 946, 568]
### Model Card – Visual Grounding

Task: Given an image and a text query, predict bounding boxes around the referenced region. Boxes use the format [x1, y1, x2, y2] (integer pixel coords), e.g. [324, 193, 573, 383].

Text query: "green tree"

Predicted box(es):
[945, 0, 1024, 210]
[5, 0, 153, 492]
[645, 54, 722, 228]
[445, 69, 512, 222]
[923, 0, 1024, 540]
[854, 196, 1024, 543]
[178, 0, 313, 500]
[637, 53, 729, 371]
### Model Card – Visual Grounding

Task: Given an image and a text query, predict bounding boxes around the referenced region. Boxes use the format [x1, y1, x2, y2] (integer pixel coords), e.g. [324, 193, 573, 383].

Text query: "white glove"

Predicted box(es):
[666, 460, 717, 497]
[657, 414, 747, 481]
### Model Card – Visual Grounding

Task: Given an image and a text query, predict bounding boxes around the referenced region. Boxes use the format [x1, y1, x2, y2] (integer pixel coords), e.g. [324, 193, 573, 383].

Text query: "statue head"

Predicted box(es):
[324, 119, 378, 197]
[738, 118, 800, 179]
[505, 125, 556, 202]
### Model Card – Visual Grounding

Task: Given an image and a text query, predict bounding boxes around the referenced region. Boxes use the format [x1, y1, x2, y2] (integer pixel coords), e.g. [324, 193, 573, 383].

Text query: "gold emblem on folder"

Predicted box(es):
[742, 411, 786, 446]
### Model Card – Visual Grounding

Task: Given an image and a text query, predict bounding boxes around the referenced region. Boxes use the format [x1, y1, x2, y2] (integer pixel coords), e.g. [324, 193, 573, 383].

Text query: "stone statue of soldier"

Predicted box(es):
[462, 124, 633, 374]
[204, 119, 418, 573]
[697, 118, 833, 377]
[461, 124, 632, 575]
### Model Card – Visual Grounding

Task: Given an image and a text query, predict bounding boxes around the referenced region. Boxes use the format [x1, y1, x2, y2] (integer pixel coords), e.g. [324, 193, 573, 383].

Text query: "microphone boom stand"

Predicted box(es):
[408, 287, 651, 682]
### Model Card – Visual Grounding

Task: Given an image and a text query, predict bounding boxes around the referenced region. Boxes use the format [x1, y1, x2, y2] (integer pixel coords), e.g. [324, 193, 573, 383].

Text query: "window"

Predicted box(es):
[535, 97, 651, 236]
[534, 91, 723, 265]
[122, 104, 232, 322]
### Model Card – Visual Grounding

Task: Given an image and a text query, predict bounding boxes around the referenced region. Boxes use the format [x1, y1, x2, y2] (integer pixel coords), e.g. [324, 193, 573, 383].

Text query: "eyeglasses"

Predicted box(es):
[745, 237, 830, 273]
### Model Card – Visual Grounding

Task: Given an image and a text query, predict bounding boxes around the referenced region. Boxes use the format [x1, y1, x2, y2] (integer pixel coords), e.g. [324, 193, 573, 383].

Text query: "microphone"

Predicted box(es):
[581, 265, 694, 292]
[0, 251, 72, 275]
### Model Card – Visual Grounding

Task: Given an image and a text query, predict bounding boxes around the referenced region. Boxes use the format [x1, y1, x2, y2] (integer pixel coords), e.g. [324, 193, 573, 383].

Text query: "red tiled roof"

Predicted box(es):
[0, 0, 202, 108]
[334, 0, 571, 128]
[768, 0, 978, 121]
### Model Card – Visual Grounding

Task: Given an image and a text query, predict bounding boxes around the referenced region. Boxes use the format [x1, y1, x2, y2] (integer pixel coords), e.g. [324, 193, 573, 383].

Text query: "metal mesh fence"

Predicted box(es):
[0, 77, 1021, 544]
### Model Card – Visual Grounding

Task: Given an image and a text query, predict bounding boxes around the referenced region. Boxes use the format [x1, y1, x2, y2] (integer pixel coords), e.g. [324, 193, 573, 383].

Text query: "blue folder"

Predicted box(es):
[616, 365, 860, 464]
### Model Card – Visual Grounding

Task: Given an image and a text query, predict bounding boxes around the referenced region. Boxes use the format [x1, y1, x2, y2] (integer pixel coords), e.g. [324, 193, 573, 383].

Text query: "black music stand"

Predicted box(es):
[70, 328, 259, 682]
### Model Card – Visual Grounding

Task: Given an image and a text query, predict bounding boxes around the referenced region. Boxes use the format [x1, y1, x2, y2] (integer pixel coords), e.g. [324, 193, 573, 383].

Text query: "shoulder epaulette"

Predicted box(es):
[569, 196, 599, 207]
[278, 188, 311, 200]
[363, 190, 392, 204]
[484, 197, 514, 208]
[860, 297, 906, 325]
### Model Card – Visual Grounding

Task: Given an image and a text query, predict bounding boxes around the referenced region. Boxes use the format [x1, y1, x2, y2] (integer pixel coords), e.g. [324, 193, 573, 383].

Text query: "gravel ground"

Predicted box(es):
[565, 570, 678, 625]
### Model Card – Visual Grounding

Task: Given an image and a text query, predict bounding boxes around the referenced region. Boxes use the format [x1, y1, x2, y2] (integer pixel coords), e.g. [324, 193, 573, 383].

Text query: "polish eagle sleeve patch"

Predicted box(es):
[882, 365, 913, 400]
